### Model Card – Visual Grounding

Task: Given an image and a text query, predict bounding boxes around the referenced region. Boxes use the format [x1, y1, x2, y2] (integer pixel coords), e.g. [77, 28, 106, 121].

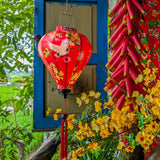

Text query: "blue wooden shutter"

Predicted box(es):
[33, 0, 108, 131]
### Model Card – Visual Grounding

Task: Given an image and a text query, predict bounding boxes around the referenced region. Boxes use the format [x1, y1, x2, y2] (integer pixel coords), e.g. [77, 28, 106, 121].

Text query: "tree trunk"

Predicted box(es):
[31, 135, 60, 160]
[148, 144, 160, 160]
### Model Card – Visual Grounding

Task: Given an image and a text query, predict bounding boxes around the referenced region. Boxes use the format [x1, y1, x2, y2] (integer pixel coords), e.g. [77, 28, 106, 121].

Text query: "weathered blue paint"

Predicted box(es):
[47, 0, 97, 3]
[96, 0, 108, 98]
[34, 0, 108, 130]
[47, 1, 96, 5]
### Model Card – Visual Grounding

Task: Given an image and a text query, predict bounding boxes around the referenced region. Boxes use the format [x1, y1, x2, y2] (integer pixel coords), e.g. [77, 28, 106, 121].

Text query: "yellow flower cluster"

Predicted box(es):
[110, 106, 137, 132]
[103, 99, 114, 109]
[117, 141, 124, 150]
[76, 121, 95, 140]
[94, 101, 102, 112]
[91, 116, 111, 138]
[88, 142, 100, 151]
[71, 147, 84, 160]
[67, 114, 75, 130]
[135, 67, 158, 87]
[76, 91, 101, 107]
[53, 108, 62, 120]
[124, 145, 135, 153]
[136, 121, 160, 151]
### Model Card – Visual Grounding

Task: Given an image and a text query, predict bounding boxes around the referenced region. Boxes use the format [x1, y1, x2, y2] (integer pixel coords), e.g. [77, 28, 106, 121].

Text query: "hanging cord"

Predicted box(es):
[65, 0, 69, 14]
[58, 0, 74, 27]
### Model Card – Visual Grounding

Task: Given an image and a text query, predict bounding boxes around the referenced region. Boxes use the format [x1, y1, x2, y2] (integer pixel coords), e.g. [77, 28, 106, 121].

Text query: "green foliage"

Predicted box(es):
[0, 0, 41, 159]
[0, 109, 44, 159]
[0, 0, 34, 77]
[148, 20, 159, 29]
[52, 100, 119, 160]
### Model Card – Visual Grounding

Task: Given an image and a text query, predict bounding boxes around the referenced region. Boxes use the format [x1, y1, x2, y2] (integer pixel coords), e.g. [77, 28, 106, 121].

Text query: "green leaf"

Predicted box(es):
[129, 139, 135, 147]
[143, 114, 152, 123]
[92, 150, 100, 155]
[154, 131, 159, 138]
[137, 111, 142, 120]
[141, 37, 148, 44]
[26, 108, 30, 115]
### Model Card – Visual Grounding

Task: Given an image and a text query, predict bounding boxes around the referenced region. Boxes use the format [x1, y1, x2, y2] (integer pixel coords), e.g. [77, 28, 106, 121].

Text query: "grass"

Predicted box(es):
[0, 85, 20, 102]
[0, 74, 31, 102]
[8, 74, 31, 82]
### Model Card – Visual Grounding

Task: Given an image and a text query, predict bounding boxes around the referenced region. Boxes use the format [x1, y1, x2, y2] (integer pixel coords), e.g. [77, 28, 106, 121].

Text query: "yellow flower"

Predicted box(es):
[100, 129, 111, 138]
[146, 134, 154, 143]
[95, 92, 101, 98]
[132, 91, 140, 97]
[53, 114, 59, 120]
[67, 114, 75, 130]
[88, 142, 100, 151]
[91, 119, 99, 132]
[94, 101, 102, 112]
[150, 73, 156, 81]
[136, 132, 146, 145]
[68, 122, 74, 130]
[67, 114, 75, 122]
[81, 92, 87, 100]
[152, 68, 158, 74]
[71, 158, 79, 160]
[149, 121, 158, 133]
[76, 97, 82, 107]
[88, 90, 95, 97]
[144, 75, 150, 82]
[96, 117, 104, 125]
[111, 108, 121, 117]
[77, 122, 95, 140]
[121, 106, 129, 113]
[55, 108, 62, 114]
[72, 151, 77, 158]
[142, 143, 150, 151]
[117, 142, 124, 150]
[75, 147, 84, 157]
[143, 68, 151, 75]
[127, 112, 135, 121]
[151, 106, 160, 116]
[84, 97, 90, 104]
[145, 94, 153, 102]
[135, 74, 143, 83]
[125, 146, 135, 153]
[102, 115, 110, 124]
[103, 99, 114, 109]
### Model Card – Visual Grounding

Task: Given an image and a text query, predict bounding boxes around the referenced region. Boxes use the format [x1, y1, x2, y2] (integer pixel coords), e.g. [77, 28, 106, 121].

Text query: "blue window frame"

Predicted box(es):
[33, 0, 108, 131]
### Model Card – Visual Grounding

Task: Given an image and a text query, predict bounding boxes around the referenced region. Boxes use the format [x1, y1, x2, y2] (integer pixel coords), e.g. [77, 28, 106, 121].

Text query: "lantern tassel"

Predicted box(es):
[60, 90, 70, 160]
[60, 118, 68, 159]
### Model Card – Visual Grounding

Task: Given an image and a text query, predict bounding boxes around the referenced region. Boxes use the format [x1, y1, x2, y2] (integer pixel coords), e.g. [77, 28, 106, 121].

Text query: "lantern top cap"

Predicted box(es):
[56, 26, 77, 32]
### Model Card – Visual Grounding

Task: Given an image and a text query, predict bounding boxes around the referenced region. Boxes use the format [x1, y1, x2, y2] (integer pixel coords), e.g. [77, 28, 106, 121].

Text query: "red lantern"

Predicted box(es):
[38, 26, 92, 160]
[38, 26, 92, 90]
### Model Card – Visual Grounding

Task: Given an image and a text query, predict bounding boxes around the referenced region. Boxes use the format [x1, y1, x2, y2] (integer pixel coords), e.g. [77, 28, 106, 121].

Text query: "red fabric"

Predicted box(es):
[60, 119, 68, 159]
[38, 26, 92, 90]
[141, 0, 160, 159]
[140, 0, 160, 74]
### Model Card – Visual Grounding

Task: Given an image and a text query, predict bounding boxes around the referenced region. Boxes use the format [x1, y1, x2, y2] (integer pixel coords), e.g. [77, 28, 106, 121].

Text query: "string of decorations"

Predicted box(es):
[105, 0, 147, 111]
